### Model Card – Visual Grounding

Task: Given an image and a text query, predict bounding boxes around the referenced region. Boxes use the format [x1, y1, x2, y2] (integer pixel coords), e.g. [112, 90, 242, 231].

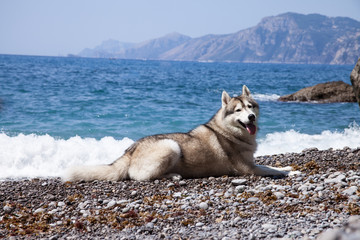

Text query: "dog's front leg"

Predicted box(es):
[252, 165, 300, 177]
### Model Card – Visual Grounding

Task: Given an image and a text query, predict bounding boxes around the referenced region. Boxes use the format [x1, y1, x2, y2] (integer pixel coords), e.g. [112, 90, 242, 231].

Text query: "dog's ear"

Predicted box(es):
[222, 91, 231, 108]
[242, 85, 251, 97]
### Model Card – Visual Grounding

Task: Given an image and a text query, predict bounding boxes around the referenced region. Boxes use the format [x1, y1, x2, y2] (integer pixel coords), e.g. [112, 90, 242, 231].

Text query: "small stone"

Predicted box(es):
[248, 233, 255, 240]
[122, 207, 130, 213]
[196, 222, 204, 227]
[173, 192, 182, 198]
[247, 197, 259, 203]
[78, 202, 87, 209]
[233, 217, 241, 224]
[167, 183, 175, 187]
[262, 223, 277, 229]
[224, 191, 232, 198]
[49, 235, 59, 240]
[116, 199, 129, 205]
[268, 228, 277, 233]
[48, 209, 58, 215]
[130, 191, 137, 196]
[315, 186, 324, 191]
[231, 179, 247, 186]
[199, 202, 208, 210]
[145, 222, 154, 229]
[3, 205, 12, 214]
[273, 192, 285, 199]
[179, 180, 187, 186]
[106, 200, 116, 208]
[80, 209, 90, 217]
[325, 174, 346, 184]
[180, 204, 188, 210]
[235, 185, 246, 193]
[295, 177, 303, 182]
[57, 201, 66, 207]
[343, 186, 358, 195]
[47, 194, 56, 201]
[34, 207, 45, 214]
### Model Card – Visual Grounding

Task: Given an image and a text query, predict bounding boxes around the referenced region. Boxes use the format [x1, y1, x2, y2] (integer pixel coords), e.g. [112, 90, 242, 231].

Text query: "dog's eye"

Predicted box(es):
[247, 105, 252, 108]
[235, 109, 241, 112]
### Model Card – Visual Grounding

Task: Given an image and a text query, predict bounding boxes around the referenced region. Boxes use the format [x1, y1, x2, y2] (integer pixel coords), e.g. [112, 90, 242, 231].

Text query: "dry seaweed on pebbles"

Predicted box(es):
[1, 147, 360, 239]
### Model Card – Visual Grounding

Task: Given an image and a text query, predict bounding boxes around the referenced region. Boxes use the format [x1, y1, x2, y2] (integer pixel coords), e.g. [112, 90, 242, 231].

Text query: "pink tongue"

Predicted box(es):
[246, 124, 256, 135]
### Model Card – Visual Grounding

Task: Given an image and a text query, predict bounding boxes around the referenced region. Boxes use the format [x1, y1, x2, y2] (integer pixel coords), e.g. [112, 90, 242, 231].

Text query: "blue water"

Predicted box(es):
[1, 54, 358, 140]
[1, 54, 359, 178]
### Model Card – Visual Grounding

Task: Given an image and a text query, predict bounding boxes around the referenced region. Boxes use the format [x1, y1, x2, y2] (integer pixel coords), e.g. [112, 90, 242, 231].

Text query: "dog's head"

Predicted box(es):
[221, 85, 259, 136]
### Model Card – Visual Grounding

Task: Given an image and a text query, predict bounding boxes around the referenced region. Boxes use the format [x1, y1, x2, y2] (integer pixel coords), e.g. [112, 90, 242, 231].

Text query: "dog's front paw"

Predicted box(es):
[277, 166, 301, 176]
[162, 173, 183, 181]
[288, 170, 302, 176]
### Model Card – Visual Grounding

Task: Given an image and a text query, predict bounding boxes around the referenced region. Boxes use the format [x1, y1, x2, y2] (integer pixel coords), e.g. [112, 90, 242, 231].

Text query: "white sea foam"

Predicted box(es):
[0, 134, 134, 179]
[0, 123, 359, 179]
[255, 122, 360, 156]
[252, 93, 280, 102]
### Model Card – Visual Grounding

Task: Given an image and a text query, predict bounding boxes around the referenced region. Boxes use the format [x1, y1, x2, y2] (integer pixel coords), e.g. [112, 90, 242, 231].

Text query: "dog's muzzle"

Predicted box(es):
[238, 114, 257, 135]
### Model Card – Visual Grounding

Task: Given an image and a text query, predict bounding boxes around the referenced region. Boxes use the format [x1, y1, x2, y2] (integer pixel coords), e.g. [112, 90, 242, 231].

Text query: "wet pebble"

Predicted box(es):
[231, 179, 247, 186]
[199, 202, 208, 210]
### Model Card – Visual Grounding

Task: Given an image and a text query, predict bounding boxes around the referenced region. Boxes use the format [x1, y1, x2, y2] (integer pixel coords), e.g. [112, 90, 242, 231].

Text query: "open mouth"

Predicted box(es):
[238, 120, 257, 135]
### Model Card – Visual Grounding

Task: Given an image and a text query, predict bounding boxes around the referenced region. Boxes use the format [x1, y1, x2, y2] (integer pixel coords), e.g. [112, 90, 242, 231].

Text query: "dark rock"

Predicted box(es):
[350, 57, 360, 108]
[278, 81, 356, 103]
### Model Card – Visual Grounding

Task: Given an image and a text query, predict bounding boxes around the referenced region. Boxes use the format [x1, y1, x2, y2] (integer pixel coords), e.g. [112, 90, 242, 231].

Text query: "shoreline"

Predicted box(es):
[1, 147, 359, 239]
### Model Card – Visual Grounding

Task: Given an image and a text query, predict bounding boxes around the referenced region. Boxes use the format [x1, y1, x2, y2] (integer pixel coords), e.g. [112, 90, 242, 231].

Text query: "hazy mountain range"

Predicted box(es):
[75, 12, 360, 65]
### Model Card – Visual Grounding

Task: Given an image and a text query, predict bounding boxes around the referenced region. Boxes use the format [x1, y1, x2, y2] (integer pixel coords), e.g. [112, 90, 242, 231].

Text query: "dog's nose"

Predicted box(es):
[248, 114, 256, 122]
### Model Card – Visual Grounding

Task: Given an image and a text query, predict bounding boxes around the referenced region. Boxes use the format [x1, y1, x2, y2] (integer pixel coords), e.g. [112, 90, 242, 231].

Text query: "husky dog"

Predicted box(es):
[65, 85, 294, 182]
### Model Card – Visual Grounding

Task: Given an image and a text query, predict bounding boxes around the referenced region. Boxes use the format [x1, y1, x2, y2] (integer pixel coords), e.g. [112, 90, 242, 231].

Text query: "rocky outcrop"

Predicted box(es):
[350, 57, 360, 107]
[278, 81, 357, 103]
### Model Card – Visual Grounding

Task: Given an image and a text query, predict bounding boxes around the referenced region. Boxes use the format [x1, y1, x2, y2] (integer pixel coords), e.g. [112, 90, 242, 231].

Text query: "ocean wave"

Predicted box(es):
[252, 93, 280, 102]
[1, 122, 359, 179]
[255, 122, 360, 156]
[0, 134, 134, 179]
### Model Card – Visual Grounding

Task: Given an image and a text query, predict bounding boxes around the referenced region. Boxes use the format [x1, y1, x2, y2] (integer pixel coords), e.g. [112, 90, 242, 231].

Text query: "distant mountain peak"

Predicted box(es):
[163, 32, 190, 38]
[76, 12, 360, 65]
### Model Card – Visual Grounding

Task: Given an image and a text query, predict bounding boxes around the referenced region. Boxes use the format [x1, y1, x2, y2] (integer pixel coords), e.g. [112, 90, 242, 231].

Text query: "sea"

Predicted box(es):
[1, 54, 359, 179]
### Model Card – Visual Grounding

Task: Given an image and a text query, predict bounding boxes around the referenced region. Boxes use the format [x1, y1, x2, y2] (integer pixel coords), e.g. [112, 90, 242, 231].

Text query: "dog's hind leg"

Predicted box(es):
[128, 139, 182, 181]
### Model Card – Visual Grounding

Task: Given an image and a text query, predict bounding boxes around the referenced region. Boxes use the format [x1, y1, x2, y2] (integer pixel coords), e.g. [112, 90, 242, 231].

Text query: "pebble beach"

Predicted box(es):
[1, 147, 360, 239]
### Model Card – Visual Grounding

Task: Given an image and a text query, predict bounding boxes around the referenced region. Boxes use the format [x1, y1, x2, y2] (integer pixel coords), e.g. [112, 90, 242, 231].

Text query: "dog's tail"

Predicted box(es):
[63, 156, 130, 182]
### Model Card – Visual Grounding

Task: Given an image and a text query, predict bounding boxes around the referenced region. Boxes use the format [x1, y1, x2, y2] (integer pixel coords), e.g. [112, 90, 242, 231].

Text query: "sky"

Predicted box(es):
[1, 0, 359, 56]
